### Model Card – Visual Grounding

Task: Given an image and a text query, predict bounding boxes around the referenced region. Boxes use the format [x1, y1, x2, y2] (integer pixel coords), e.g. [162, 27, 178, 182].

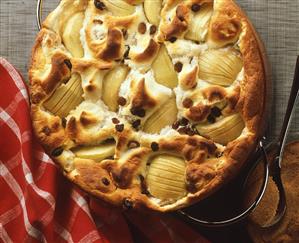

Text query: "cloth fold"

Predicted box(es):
[0, 57, 209, 243]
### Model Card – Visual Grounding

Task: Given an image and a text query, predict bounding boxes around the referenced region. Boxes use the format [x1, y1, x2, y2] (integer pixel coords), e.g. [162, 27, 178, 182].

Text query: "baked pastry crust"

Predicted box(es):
[29, 0, 268, 211]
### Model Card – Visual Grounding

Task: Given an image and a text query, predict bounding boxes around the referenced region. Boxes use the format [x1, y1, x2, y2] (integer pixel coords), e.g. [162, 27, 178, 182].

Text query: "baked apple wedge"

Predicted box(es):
[196, 113, 245, 145]
[152, 45, 178, 88]
[143, 96, 177, 133]
[102, 65, 129, 111]
[73, 142, 115, 162]
[62, 12, 84, 58]
[144, 0, 162, 26]
[198, 49, 243, 86]
[147, 155, 186, 201]
[103, 0, 135, 16]
[43, 74, 83, 117]
[185, 4, 213, 42]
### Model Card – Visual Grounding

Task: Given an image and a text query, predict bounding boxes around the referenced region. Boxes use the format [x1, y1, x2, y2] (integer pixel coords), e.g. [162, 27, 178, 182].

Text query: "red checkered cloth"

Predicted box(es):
[0, 57, 209, 243]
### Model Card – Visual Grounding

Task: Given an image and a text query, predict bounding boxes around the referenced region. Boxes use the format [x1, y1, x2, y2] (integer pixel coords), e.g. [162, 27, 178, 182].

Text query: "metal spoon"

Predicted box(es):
[36, 0, 43, 30]
[261, 55, 299, 228]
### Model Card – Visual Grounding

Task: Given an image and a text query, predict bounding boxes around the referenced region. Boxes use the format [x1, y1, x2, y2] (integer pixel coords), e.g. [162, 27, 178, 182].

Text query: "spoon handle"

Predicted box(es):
[36, 0, 43, 30]
[277, 56, 299, 167]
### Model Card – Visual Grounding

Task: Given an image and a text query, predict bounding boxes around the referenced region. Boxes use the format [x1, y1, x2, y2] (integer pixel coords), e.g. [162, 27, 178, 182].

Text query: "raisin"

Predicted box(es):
[94, 0, 105, 10]
[123, 198, 133, 209]
[42, 126, 51, 136]
[130, 107, 146, 118]
[112, 118, 120, 124]
[118, 97, 127, 106]
[149, 25, 157, 35]
[151, 142, 159, 152]
[51, 147, 63, 157]
[179, 117, 189, 126]
[211, 107, 222, 118]
[186, 182, 197, 193]
[174, 62, 183, 73]
[101, 177, 110, 186]
[178, 127, 188, 134]
[191, 4, 201, 12]
[138, 22, 147, 34]
[186, 127, 196, 136]
[207, 114, 216, 124]
[115, 124, 124, 132]
[172, 121, 180, 130]
[139, 175, 150, 195]
[132, 119, 141, 130]
[64, 59, 72, 70]
[169, 36, 177, 43]
[182, 98, 193, 108]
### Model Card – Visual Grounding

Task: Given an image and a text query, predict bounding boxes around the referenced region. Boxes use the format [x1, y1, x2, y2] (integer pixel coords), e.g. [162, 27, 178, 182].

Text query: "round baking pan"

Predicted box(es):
[35, 0, 272, 226]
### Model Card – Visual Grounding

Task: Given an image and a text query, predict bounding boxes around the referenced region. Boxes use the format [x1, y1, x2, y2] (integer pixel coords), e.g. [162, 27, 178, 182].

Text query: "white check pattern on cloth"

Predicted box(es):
[0, 57, 104, 243]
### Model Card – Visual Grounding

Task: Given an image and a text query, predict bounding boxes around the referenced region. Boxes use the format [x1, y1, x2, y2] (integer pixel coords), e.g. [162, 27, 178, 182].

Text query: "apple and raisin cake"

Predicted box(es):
[29, 0, 268, 211]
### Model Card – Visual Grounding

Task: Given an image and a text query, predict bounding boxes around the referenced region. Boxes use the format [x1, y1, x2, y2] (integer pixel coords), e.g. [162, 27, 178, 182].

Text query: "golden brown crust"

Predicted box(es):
[201, 85, 227, 102]
[31, 104, 66, 150]
[73, 158, 117, 193]
[29, 0, 269, 212]
[99, 28, 124, 61]
[41, 53, 72, 94]
[207, 0, 242, 48]
[130, 39, 159, 63]
[187, 104, 211, 122]
[161, 4, 190, 41]
[131, 78, 157, 109]
[180, 66, 198, 90]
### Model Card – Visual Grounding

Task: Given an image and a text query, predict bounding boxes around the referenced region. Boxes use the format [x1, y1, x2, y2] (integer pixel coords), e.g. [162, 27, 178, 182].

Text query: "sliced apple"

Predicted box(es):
[185, 4, 213, 42]
[55, 82, 83, 117]
[143, 96, 177, 133]
[198, 49, 243, 86]
[102, 65, 129, 111]
[43, 74, 83, 117]
[73, 143, 116, 162]
[62, 12, 84, 58]
[103, 0, 135, 16]
[147, 155, 186, 200]
[144, 0, 162, 26]
[50, 74, 81, 115]
[152, 45, 178, 88]
[196, 113, 245, 145]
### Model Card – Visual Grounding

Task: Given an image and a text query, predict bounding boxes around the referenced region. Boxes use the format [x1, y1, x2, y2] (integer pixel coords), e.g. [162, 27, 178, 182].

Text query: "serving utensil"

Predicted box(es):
[261, 55, 299, 228]
[37, 0, 43, 30]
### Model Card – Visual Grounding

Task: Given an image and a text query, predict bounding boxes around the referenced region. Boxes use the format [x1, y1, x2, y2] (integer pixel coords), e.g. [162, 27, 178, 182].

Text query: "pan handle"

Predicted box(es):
[177, 140, 270, 227]
[36, 0, 43, 30]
